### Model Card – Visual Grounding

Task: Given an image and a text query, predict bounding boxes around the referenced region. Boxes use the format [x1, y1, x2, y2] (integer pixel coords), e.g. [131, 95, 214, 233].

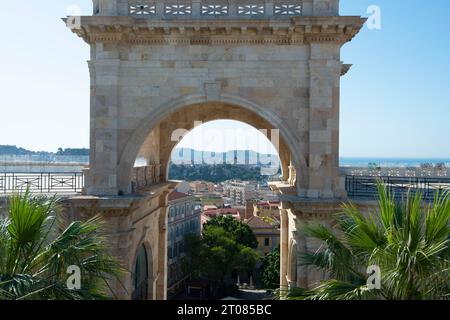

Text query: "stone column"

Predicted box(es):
[297, 233, 308, 288]
[87, 46, 121, 196]
[155, 194, 169, 300]
[307, 42, 343, 198]
[279, 206, 289, 290]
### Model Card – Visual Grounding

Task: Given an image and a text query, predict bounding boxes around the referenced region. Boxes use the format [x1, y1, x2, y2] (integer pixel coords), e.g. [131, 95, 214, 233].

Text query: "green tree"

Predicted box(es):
[203, 215, 258, 249]
[184, 217, 260, 288]
[261, 246, 280, 289]
[0, 190, 124, 300]
[285, 183, 450, 300]
[235, 246, 260, 272]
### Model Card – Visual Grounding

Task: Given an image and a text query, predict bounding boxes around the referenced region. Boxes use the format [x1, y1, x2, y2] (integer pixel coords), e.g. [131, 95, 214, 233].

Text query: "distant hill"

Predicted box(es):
[0, 145, 36, 155]
[171, 147, 280, 166]
[168, 163, 280, 182]
[0, 145, 89, 156]
[1, 145, 276, 163]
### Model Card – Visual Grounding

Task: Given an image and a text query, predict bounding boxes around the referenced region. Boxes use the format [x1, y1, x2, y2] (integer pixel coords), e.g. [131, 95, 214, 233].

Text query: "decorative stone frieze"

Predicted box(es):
[69, 16, 364, 46]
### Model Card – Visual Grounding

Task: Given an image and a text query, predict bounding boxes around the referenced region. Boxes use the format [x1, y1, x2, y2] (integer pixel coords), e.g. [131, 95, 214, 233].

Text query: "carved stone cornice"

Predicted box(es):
[65, 16, 366, 46]
[281, 198, 344, 219]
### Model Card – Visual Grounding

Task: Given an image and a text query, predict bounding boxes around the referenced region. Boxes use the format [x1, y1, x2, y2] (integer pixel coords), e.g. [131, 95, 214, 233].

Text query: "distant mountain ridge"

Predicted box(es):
[171, 147, 280, 166]
[0, 145, 89, 156]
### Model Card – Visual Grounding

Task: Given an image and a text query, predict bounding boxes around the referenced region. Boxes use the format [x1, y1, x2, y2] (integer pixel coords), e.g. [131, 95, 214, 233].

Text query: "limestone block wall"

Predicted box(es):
[280, 199, 378, 289]
[61, 184, 173, 300]
[70, 10, 365, 199]
[87, 40, 343, 198]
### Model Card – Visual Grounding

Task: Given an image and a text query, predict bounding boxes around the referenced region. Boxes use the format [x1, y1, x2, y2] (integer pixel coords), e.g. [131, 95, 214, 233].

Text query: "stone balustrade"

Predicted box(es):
[92, 0, 340, 18]
[132, 164, 162, 190]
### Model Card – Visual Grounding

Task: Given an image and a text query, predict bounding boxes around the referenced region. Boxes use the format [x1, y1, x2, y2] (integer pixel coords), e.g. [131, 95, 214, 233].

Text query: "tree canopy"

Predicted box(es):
[0, 190, 123, 300]
[184, 216, 260, 287]
[285, 183, 450, 300]
[261, 246, 280, 289]
[203, 215, 258, 249]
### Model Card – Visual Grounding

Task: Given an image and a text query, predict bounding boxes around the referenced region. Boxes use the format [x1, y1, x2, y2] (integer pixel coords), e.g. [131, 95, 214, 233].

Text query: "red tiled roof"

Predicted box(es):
[168, 191, 190, 201]
[203, 208, 241, 218]
[245, 216, 273, 229]
[255, 201, 280, 207]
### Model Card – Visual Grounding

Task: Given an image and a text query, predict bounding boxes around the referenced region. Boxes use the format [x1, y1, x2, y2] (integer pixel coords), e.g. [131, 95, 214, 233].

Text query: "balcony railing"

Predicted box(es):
[346, 175, 450, 202]
[127, 0, 304, 19]
[0, 172, 84, 194]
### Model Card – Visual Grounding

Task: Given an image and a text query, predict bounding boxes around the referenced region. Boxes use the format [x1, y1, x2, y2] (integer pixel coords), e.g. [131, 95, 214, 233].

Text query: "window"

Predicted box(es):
[264, 238, 270, 246]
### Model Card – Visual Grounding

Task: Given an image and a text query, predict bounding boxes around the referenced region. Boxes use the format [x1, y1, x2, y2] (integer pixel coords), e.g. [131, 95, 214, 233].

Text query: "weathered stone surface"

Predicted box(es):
[65, 0, 365, 299]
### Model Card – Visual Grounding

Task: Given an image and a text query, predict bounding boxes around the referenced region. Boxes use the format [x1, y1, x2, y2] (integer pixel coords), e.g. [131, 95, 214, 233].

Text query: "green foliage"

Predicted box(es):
[261, 246, 280, 289]
[0, 145, 89, 156]
[55, 148, 89, 156]
[0, 190, 124, 300]
[183, 216, 260, 286]
[203, 215, 258, 249]
[169, 164, 278, 183]
[287, 182, 450, 300]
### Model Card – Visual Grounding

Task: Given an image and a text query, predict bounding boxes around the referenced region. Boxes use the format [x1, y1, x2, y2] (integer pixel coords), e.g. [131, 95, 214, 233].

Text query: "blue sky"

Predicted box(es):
[0, 1, 449, 158]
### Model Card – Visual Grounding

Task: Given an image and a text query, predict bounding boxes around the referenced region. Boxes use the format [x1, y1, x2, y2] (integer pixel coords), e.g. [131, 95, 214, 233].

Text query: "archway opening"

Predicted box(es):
[168, 119, 282, 183]
[132, 244, 151, 300]
[124, 101, 303, 297]
[163, 120, 284, 295]
[126, 101, 303, 194]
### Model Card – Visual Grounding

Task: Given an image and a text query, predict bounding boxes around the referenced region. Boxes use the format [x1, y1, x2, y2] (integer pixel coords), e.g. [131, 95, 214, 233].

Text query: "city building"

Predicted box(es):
[190, 181, 216, 194]
[167, 191, 201, 298]
[222, 180, 258, 206]
[253, 201, 280, 220]
[202, 207, 243, 222]
[245, 216, 280, 256]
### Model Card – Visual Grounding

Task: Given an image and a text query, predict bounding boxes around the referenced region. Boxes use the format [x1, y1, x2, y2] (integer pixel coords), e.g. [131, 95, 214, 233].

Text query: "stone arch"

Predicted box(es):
[118, 94, 308, 195]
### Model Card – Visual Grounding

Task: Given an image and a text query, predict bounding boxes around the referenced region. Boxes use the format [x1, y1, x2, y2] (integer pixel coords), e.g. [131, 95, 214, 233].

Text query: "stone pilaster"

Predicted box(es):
[87, 48, 121, 196]
[307, 42, 343, 199]
[279, 206, 289, 290]
[296, 233, 308, 288]
[155, 193, 169, 300]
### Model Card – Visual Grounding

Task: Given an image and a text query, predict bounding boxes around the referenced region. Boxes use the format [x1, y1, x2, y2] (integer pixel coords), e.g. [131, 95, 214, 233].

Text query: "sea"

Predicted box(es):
[339, 157, 450, 168]
[0, 155, 449, 173]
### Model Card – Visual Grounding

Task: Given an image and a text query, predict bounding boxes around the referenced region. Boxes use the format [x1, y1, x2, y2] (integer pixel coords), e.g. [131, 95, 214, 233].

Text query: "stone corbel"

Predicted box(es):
[340, 63, 352, 76]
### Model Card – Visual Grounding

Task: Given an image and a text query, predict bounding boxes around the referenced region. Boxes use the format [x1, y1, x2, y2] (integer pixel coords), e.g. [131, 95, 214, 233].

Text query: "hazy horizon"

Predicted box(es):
[1, 1, 450, 158]
[3, 143, 450, 162]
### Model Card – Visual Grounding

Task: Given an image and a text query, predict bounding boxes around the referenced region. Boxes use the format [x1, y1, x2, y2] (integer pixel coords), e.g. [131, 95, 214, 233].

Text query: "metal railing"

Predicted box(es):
[0, 172, 84, 194]
[346, 175, 450, 201]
